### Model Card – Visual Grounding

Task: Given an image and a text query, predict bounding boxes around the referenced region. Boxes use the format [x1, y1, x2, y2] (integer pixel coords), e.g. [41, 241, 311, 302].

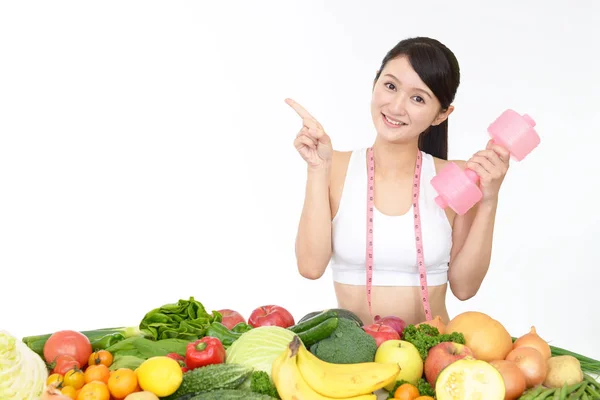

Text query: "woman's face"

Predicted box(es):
[370, 56, 452, 144]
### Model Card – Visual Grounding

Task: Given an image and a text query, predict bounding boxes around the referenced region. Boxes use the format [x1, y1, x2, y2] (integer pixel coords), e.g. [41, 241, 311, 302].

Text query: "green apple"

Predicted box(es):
[374, 339, 424, 391]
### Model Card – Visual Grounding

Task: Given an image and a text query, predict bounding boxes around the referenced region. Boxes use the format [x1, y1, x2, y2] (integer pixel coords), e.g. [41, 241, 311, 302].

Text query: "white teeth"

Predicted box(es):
[384, 114, 405, 126]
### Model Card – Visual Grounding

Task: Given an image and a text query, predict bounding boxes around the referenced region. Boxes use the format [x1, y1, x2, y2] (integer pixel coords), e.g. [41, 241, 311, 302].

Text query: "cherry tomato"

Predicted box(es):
[63, 368, 86, 389]
[88, 350, 113, 368]
[60, 385, 77, 399]
[46, 373, 64, 387]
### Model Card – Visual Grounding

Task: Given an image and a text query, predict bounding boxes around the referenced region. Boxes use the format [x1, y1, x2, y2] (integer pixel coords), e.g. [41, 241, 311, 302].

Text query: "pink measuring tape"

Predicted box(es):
[366, 147, 432, 321]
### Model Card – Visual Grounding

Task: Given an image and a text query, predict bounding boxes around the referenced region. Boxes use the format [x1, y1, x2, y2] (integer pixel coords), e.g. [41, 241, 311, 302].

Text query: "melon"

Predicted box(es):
[435, 358, 505, 400]
[445, 311, 513, 362]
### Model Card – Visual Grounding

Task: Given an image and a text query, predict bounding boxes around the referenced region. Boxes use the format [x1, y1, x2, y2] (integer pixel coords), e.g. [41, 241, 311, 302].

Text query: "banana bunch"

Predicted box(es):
[272, 335, 400, 400]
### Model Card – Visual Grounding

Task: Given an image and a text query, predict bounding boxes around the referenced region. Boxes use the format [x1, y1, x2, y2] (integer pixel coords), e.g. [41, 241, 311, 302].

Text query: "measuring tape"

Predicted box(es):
[366, 147, 432, 321]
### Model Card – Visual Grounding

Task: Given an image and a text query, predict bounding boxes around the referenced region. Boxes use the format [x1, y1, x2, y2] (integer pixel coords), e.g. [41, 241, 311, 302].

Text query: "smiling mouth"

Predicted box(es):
[382, 113, 407, 126]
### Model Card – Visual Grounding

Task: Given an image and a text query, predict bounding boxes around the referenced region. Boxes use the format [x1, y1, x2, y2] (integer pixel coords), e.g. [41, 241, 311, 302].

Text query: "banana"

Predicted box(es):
[272, 336, 377, 400]
[296, 341, 399, 398]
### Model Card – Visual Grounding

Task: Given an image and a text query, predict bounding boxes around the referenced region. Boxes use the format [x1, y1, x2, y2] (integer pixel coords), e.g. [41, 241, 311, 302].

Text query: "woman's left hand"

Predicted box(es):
[466, 139, 511, 203]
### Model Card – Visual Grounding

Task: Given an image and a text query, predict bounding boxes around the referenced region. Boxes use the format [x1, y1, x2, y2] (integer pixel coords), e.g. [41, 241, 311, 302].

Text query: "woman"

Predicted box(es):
[287, 37, 510, 327]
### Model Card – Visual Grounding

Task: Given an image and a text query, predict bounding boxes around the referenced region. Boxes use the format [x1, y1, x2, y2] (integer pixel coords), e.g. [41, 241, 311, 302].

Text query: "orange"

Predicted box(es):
[84, 364, 110, 384]
[107, 368, 139, 399]
[76, 382, 110, 400]
[394, 383, 420, 400]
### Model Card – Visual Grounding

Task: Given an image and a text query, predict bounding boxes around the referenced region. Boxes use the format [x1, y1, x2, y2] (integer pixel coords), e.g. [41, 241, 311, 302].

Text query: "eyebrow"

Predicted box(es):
[384, 73, 433, 99]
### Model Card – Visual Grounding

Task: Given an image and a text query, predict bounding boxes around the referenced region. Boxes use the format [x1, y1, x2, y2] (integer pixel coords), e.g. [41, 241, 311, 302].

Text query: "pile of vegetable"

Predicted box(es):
[8, 297, 600, 400]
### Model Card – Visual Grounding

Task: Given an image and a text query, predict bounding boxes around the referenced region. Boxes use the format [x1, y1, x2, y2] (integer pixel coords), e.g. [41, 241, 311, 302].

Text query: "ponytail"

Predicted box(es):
[418, 119, 448, 160]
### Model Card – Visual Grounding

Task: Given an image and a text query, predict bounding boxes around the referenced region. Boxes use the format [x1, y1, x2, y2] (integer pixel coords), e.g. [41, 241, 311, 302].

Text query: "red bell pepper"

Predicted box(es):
[166, 352, 189, 373]
[185, 336, 225, 370]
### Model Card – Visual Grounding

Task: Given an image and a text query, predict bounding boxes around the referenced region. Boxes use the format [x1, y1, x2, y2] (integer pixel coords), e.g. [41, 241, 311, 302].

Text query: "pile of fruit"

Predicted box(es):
[4, 296, 600, 400]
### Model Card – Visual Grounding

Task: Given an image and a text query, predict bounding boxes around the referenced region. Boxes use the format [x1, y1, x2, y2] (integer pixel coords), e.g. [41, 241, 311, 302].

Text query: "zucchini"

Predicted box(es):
[296, 317, 339, 348]
[298, 308, 363, 327]
[162, 363, 253, 400]
[188, 389, 278, 399]
[288, 309, 338, 333]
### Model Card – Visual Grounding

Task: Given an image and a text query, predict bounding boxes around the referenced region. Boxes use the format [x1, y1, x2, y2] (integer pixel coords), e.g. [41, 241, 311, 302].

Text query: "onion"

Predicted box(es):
[41, 386, 72, 400]
[505, 347, 547, 388]
[489, 359, 527, 400]
[513, 326, 552, 360]
[373, 315, 406, 336]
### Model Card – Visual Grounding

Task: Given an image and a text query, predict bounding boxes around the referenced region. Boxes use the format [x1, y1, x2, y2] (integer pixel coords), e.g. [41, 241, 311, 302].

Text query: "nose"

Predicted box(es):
[389, 93, 408, 116]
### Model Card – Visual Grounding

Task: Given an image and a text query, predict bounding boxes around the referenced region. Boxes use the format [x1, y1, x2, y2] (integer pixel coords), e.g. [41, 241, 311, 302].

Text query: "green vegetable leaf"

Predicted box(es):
[139, 297, 219, 341]
[401, 324, 465, 361]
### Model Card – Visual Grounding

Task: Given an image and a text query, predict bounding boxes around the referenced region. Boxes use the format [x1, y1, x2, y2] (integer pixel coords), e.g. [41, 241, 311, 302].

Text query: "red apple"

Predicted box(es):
[424, 342, 474, 386]
[363, 323, 400, 347]
[248, 305, 295, 328]
[217, 309, 246, 330]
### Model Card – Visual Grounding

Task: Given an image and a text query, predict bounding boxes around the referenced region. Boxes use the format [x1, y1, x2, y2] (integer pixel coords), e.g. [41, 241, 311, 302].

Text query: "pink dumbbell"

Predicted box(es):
[431, 109, 541, 215]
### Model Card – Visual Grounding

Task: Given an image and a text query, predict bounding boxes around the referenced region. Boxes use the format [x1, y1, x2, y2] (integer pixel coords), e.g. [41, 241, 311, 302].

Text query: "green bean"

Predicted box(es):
[573, 383, 589, 399]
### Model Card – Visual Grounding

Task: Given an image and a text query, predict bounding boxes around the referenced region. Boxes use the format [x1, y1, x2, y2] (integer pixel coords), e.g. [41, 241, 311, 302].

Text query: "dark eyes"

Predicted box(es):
[384, 82, 425, 104]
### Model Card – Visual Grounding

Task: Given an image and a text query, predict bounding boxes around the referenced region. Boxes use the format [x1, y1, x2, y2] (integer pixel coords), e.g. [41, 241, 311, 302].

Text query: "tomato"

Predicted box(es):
[88, 350, 113, 368]
[53, 355, 81, 375]
[60, 386, 77, 399]
[44, 330, 93, 367]
[107, 368, 138, 399]
[63, 368, 86, 390]
[76, 382, 110, 400]
[46, 373, 64, 387]
[84, 364, 110, 384]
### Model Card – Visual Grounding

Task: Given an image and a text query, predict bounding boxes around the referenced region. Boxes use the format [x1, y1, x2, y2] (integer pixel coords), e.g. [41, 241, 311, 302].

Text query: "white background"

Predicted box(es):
[1, 1, 599, 360]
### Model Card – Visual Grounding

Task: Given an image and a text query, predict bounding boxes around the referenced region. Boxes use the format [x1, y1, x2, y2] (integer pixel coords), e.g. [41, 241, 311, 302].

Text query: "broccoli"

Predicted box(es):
[309, 318, 377, 364]
[250, 370, 280, 399]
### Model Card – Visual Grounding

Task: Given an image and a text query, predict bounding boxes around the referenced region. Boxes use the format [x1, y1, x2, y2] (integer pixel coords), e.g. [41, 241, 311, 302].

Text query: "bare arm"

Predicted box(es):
[285, 98, 335, 280]
[447, 143, 510, 300]
[447, 198, 498, 300]
[295, 163, 333, 280]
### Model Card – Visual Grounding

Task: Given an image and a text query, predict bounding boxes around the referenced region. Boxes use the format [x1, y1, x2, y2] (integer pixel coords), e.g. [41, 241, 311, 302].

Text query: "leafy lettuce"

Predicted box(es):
[139, 297, 221, 341]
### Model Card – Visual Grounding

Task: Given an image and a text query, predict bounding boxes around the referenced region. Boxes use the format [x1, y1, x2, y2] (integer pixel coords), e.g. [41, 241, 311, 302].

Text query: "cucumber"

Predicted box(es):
[296, 317, 339, 348]
[288, 309, 338, 333]
[187, 389, 278, 399]
[298, 308, 363, 327]
[162, 363, 253, 400]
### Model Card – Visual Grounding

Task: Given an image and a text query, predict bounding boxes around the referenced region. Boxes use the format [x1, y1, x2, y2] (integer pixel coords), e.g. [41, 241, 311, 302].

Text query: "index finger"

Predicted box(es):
[488, 140, 510, 162]
[285, 98, 317, 121]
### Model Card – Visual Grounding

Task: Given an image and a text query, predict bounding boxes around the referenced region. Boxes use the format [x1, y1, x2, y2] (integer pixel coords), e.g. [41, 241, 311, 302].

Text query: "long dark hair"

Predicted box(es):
[373, 37, 461, 160]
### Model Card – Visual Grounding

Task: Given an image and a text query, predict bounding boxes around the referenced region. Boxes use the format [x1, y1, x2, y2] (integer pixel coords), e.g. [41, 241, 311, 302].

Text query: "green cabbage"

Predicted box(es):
[225, 326, 296, 377]
[0, 330, 48, 399]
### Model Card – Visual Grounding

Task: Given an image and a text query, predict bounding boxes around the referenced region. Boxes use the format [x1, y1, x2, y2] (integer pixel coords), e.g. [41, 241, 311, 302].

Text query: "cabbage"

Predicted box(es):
[225, 326, 296, 377]
[0, 330, 48, 399]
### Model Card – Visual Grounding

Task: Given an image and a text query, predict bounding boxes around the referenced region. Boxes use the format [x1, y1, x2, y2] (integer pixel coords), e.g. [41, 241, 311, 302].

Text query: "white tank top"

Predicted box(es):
[330, 148, 453, 287]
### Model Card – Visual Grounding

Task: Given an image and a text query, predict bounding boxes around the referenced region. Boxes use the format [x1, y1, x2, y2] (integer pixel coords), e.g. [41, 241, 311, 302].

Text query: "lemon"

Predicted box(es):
[136, 356, 183, 397]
